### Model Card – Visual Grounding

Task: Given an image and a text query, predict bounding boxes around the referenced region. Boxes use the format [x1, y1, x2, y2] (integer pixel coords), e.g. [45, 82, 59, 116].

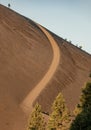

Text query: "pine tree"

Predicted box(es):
[70, 110, 91, 130]
[74, 82, 91, 115]
[47, 93, 70, 130]
[27, 103, 46, 130]
[80, 82, 91, 110]
[70, 82, 91, 130]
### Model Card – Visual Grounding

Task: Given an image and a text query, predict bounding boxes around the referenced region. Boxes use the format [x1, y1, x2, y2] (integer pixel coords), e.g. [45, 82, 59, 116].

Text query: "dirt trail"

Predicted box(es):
[20, 24, 60, 114]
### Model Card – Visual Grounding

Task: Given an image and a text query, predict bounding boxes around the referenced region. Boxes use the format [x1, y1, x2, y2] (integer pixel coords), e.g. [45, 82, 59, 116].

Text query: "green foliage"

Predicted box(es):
[27, 103, 46, 130]
[81, 82, 91, 109]
[47, 93, 71, 130]
[70, 109, 91, 130]
[70, 82, 91, 130]
[74, 82, 91, 115]
[77, 82, 91, 112]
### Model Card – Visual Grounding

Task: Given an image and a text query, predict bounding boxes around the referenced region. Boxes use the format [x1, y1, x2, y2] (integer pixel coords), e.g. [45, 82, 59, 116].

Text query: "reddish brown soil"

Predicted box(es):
[0, 4, 91, 130]
[20, 24, 60, 115]
[36, 32, 91, 112]
[0, 5, 53, 130]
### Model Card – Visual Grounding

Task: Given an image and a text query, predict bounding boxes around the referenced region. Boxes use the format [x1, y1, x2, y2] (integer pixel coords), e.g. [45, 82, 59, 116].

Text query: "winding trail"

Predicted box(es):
[20, 24, 60, 114]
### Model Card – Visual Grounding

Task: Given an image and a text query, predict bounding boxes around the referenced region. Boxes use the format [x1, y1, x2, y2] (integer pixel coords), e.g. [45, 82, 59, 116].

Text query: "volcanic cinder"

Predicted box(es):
[0, 4, 91, 130]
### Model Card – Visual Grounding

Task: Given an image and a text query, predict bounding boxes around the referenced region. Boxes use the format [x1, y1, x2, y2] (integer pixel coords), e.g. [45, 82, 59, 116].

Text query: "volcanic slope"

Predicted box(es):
[0, 4, 91, 130]
[35, 31, 91, 112]
[21, 24, 60, 114]
[0, 5, 53, 130]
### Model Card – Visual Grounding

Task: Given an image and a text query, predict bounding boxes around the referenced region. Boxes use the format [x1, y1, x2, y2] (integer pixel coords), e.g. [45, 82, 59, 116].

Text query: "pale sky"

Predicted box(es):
[0, 0, 91, 54]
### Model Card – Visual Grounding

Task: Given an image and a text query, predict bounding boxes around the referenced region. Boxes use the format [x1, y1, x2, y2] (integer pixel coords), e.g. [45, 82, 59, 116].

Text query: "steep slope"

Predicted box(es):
[20, 24, 60, 114]
[0, 5, 53, 130]
[0, 5, 54, 102]
[35, 31, 91, 112]
[0, 4, 91, 130]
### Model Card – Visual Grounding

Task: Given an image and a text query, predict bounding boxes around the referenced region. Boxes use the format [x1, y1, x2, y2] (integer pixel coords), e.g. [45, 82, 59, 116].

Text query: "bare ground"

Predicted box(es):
[0, 4, 91, 130]
[20, 24, 60, 114]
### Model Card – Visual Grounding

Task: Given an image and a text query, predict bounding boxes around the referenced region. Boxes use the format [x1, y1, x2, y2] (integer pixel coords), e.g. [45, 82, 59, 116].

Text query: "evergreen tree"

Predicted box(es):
[74, 82, 91, 115]
[70, 82, 91, 130]
[27, 103, 46, 130]
[80, 82, 91, 110]
[70, 109, 91, 130]
[47, 93, 70, 130]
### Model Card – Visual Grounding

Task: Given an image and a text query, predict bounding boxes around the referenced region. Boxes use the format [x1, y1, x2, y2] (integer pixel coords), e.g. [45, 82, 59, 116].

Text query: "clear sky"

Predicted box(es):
[0, 0, 91, 54]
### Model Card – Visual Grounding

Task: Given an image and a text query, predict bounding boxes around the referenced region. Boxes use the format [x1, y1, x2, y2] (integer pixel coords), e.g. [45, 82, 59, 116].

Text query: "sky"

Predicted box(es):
[0, 0, 91, 54]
